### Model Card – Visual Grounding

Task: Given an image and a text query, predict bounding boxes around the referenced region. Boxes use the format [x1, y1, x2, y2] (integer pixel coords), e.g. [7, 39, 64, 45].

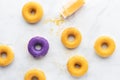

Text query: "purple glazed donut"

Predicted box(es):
[28, 36, 49, 58]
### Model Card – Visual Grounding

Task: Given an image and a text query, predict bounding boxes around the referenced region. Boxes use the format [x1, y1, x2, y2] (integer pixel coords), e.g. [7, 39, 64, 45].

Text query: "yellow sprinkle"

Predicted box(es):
[44, 15, 65, 26]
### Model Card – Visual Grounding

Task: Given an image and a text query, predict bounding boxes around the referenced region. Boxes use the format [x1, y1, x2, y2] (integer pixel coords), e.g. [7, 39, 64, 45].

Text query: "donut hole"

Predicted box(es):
[68, 34, 75, 42]
[34, 44, 42, 51]
[30, 8, 36, 15]
[0, 52, 7, 58]
[32, 76, 38, 80]
[101, 42, 108, 49]
[74, 63, 81, 69]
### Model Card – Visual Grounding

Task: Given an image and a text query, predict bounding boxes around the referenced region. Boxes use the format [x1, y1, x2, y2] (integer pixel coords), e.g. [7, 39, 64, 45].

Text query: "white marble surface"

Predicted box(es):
[0, 0, 120, 80]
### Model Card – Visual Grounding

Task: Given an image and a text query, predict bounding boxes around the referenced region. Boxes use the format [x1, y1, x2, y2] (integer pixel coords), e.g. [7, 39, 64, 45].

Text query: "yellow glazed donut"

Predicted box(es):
[25, 69, 46, 80]
[67, 55, 88, 77]
[61, 27, 82, 49]
[0, 45, 14, 66]
[22, 2, 43, 23]
[94, 36, 116, 57]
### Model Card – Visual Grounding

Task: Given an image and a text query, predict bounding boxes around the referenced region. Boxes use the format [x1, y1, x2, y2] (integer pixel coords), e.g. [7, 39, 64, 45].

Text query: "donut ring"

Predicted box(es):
[94, 36, 116, 57]
[61, 27, 82, 49]
[25, 69, 46, 80]
[22, 2, 43, 23]
[67, 55, 88, 77]
[0, 45, 14, 66]
[28, 36, 49, 58]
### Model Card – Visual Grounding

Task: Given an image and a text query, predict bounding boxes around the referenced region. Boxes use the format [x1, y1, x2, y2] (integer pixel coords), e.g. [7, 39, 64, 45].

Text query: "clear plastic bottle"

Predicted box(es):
[61, 0, 85, 18]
